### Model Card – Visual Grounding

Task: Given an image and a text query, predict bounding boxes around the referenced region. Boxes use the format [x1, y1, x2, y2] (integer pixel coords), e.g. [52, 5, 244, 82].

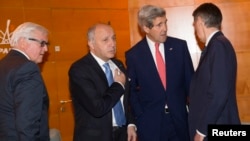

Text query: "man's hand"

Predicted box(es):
[114, 69, 126, 86]
[194, 132, 205, 141]
[127, 126, 137, 141]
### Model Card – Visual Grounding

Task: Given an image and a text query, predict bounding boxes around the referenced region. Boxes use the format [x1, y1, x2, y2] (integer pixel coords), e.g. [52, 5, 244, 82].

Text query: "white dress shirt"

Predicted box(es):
[90, 52, 125, 126]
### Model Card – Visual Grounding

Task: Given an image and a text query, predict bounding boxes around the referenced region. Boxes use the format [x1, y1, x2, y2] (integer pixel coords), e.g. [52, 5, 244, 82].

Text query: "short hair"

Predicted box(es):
[192, 3, 222, 29]
[87, 23, 111, 42]
[138, 5, 166, 29]
[87, 24, 97, 42]
[10, 22, 48, 47]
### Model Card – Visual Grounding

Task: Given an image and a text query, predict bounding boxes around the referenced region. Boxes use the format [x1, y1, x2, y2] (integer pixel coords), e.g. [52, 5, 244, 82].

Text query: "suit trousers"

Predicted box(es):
[161, 113, 179, 141]
[113, 126, 127, 141]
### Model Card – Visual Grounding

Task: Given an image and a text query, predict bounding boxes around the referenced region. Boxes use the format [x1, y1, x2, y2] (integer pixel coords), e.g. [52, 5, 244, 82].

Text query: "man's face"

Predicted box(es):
[24, 31, 48, 63]
[90, 25, 116, 62]
[193, 16, 206, 43]
[144, 16, 168, 43]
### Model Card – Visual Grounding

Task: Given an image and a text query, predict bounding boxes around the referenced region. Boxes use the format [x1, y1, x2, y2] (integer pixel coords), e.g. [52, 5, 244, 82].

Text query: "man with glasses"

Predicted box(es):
[0, 22, 50, 140]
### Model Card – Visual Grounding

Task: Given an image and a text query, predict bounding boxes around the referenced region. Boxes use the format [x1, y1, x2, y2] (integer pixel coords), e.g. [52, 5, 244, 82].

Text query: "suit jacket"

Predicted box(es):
[68, 53, 134, 141]
[0, 50, 50, 141]
[188, 31, 241, 140]
[125, 37, 194, 141]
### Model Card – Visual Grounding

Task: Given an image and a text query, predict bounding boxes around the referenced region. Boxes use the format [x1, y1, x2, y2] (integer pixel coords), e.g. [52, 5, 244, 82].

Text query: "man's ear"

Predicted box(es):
[197, 17, 205, 27]
[142, 25, 150, 34]
[19, 37, 28, 50]
[88, 40, 94, 50]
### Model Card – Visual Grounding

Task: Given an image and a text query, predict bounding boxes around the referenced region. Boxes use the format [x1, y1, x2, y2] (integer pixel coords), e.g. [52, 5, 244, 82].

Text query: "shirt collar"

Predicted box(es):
[90, 52, 115, 71]
[205, 30, 219, 46]
[11, 48, 30, 60]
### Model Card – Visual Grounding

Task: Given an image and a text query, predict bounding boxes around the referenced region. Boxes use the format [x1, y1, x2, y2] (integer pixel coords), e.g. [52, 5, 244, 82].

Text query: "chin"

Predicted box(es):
[109, 54, 115, 58]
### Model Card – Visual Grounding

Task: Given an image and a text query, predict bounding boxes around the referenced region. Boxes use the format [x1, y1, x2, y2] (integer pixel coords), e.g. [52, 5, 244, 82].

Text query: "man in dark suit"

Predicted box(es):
[125, 5, 194, 141]
[188, 3, 241, 141]
[68, 23, 137, 141]
[0, 22, 50, 140]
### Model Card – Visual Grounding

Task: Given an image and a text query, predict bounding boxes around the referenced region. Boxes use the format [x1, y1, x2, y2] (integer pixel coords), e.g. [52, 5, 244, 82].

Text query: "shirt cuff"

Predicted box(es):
[196, 129, 206, 137]
[128, 124, 137, 131]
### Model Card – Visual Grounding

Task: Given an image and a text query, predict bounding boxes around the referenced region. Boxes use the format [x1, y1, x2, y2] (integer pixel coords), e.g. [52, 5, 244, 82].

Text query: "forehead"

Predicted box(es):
[95, 25, 114, 37]
[153, 16, 167, 24]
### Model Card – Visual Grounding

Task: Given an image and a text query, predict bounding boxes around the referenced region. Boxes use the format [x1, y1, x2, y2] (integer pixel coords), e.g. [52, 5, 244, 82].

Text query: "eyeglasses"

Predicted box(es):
[28, 38, 49, 47]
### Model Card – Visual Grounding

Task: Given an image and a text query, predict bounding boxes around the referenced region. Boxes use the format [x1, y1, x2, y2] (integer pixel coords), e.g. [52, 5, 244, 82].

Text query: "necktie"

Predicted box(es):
[155, 43, 166, 90]
[199, 46, 207, 62]
[103, 63, 126, 126]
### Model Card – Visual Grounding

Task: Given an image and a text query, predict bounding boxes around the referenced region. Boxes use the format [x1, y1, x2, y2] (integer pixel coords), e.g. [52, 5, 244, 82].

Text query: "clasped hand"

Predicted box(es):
[113, 69, 126, 86]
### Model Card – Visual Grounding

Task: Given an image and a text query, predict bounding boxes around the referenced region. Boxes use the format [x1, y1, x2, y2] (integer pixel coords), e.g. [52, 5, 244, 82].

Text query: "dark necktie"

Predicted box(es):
[155, 43, 166, 90]
[199, 46, 207, 62]
[103, 63, 126, 126]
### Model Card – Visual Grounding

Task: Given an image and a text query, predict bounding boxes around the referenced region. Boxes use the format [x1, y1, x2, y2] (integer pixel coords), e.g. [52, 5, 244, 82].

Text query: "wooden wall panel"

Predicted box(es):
[50, 9, 130, 62]
[23, 0, 50, 7]
[23, 8, 52, 30]
[51, 0, 128, 9]
[194, 0, 249, 4]
[55, 61, 75, 141]
[116, 30, 131, 62]
[40, 62, 60, 129]
[51, 10, 109, 32]
[0, 8, 24, 30]
[236, 51, 250, 125]
[51, 31, 88, 61]
[0, 0, 23, 7]
[237, 95, 250, 123]
[129, 0, 194, 9]
[0, 8, 23, 59]
[221, 2, 250, 51]
[51, 9, 109, 61]
[107, 10, 131, 62]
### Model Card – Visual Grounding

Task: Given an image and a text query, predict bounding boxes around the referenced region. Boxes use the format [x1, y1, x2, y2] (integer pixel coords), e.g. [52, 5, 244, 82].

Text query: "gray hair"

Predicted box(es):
[87, 23, 111, 42]
[10, 22, 48, 47]
[87, 24, 97, 42]
[138, 5, 166, 29]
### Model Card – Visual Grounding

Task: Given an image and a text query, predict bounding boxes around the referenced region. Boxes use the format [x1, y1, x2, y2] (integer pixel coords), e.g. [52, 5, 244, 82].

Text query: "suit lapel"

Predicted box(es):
[141, 38, 166, 90]
[86, 53, 108, 86]
[196, 31, 223, 69]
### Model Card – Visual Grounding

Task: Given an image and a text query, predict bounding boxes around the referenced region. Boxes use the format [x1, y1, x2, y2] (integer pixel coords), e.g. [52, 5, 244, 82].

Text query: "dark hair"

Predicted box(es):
[192, 3, 222, 29]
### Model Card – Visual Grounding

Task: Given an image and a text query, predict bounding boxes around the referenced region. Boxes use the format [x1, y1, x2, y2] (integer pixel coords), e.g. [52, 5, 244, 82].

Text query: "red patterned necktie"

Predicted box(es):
[155, 43, 166, 90]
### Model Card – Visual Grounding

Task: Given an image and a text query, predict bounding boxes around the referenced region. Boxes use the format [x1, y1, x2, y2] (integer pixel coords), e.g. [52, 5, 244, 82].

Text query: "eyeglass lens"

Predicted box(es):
[28, 38, 49, 47]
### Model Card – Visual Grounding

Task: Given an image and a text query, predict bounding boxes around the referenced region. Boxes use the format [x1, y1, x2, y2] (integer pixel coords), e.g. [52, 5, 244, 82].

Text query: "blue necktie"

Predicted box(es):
[103, 63, 126, 126]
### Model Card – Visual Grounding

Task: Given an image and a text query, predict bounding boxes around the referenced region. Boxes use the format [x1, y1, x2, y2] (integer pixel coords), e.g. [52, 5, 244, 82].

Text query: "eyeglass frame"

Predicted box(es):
[28, 38, 49, 47]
